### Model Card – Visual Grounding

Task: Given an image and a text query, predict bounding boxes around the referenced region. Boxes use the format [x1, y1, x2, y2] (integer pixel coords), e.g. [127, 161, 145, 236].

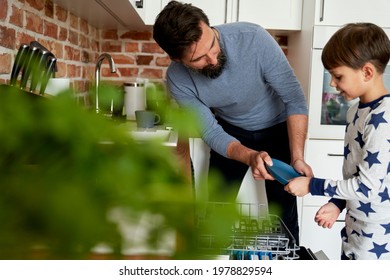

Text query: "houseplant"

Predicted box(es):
[0, 85, 236, 259]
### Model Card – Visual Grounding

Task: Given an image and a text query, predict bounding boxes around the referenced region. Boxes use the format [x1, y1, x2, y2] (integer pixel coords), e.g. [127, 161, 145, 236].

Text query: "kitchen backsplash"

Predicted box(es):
[0, 0, 287, 107]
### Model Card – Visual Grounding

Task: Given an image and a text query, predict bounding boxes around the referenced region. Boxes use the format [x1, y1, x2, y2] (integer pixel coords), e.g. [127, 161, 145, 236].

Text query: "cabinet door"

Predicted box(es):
[315, 0, 390, 28]
[161, 0, 231, 26]
[300, 206, 343, 260]
[129, 0, 163, 25]
[303, 139, 344, 206]
[236, 0, 302, 30]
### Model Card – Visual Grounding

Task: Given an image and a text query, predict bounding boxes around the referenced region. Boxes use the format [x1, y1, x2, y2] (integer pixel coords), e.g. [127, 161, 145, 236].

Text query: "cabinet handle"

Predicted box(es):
[135, 0, 143, 9]
[236, 0, 240, 22]
[319, 0, 325, 22]
[224, 0, 228, 23]
[327, 153, 343, 157]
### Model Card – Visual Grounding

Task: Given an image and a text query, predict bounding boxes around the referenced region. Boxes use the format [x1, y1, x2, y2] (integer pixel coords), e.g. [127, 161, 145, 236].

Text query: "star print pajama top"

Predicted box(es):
[309, 94, 390, 260]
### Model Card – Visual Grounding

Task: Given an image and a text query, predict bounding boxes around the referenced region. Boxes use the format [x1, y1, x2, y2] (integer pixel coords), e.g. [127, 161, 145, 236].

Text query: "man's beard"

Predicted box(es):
[193, 48, 227, 79]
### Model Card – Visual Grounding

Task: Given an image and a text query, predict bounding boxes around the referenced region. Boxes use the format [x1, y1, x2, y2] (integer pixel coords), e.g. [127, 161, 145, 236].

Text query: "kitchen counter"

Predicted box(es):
[118, 121, 178, 147]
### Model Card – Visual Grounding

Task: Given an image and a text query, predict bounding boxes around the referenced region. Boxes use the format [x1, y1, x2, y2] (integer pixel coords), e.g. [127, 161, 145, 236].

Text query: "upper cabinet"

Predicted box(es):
[51, 0, 147, 29]
[52, 0, 303, 31]
[235, 0, 302, 31]
[314, 0, 390, 28]
[130, 0, 302, 31]
[131, 0, 234, 26]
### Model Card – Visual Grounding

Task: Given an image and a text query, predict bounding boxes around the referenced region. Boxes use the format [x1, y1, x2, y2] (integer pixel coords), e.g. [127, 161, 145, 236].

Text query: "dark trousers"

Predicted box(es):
[208, 119, 300, 244]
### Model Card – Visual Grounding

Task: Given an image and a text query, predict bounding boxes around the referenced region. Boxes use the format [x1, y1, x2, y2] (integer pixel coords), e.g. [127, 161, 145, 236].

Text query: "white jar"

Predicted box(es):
[124, 81, 145, 120]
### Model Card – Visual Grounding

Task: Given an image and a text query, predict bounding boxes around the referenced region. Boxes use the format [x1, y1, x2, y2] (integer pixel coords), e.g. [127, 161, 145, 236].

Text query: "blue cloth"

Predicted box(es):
[166, 22, 307, 157]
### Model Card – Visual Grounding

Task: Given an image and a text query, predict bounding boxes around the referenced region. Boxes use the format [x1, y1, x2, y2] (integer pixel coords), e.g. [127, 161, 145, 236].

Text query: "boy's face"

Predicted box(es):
[328, 66, 367, 101]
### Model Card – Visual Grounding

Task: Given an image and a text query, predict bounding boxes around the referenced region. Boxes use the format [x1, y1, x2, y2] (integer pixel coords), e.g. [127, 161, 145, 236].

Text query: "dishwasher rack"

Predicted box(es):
[196, 202, 300, 260]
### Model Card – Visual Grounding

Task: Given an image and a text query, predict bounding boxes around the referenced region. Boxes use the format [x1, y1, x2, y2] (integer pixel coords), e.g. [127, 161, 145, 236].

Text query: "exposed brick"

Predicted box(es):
[56, 61, 66, 77]
[64, 45, 73, 60]
[101, 67, 118, 77]
[67, 63, 77, 78]
[142, 42, 164, 54]
[35, 38, 50, 50]
[80, 18, 89, 35]
[0, 0, 8, 21]
[274, 35, 288, 47]
[73, 79, 88, 93]
[79, 34, 89, 49]
[136, 55, 153, 66]
[25, 0, 45, 11]
[16, 31, 34, 47]
[0, 53, 12, 74]
[0, 26, 16, 49]
[118, 67, 138, 77]
[10, 5, 23, 27]
[46, 41, 63, 59]
[141, 68, 163, 79]
[75, 65, 82, 77]
[120, 30, 151, 40]
[101, 41, 121, 52]
[55, 4, 67, 22]
[25, 10, 43, 34]
[73, 48, 81, 62]
[44, 0, 54, 18]
[124, 42, 139, 53]
[69, 13, 78, 29]
[58, 26, 67, 41]
[81, 50, 90, 63]
[68, 29, 78, 45]
[156, 56, 171, 67]
[112, 54, 135, 65]
[91, 39, 99, 52]
[102, 29, 118, 40]
[85, 65, 95, 80]
[44, 20, 58, 39]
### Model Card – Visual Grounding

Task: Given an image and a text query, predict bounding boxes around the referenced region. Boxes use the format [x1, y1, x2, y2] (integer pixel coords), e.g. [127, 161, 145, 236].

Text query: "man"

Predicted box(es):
[153, 1, 313, 243]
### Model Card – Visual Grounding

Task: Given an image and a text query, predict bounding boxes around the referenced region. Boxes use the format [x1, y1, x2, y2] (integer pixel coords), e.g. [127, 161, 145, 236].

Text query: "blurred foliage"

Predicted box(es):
[0, 84, 238, 260]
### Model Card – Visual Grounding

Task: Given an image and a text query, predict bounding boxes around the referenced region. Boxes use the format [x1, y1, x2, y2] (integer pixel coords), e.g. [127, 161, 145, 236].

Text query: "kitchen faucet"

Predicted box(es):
[95, 53, 116, 113]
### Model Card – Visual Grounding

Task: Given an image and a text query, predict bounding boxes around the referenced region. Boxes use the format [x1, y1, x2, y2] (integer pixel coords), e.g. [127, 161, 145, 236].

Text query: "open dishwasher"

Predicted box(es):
[196, 202, 316, 260]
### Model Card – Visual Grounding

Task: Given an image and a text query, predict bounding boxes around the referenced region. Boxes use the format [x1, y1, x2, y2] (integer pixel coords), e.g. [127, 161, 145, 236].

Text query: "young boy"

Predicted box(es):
[285, 23, 390, 259]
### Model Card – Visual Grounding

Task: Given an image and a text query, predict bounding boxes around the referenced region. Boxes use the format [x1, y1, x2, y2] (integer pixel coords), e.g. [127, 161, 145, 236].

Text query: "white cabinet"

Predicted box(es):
[172, 0, 234, 26]
[132, 0, 233, 26]
[303, 139, 344, 205]
[131, 0, 303, 30]
[129, 0, 163, 26]
[299, 139, 345, 259]
[235, 0, 302, 31]
[300, 206, 344, 260]
[314, 0, 390, 28]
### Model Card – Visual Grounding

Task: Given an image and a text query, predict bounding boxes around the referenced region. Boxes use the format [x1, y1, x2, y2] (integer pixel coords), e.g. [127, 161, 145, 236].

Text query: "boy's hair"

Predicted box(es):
[322, 22, 390, 73]
[153, 1, 210, 60]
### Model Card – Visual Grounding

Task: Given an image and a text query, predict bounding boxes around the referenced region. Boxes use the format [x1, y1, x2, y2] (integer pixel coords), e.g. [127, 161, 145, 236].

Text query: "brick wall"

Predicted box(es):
[0, 0, 168, 106]
[0, 0, 287, 107]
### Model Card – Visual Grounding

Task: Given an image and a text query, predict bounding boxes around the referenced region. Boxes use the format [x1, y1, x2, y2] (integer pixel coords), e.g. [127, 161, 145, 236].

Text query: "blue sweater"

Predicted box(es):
[166, 22, 307, 157]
